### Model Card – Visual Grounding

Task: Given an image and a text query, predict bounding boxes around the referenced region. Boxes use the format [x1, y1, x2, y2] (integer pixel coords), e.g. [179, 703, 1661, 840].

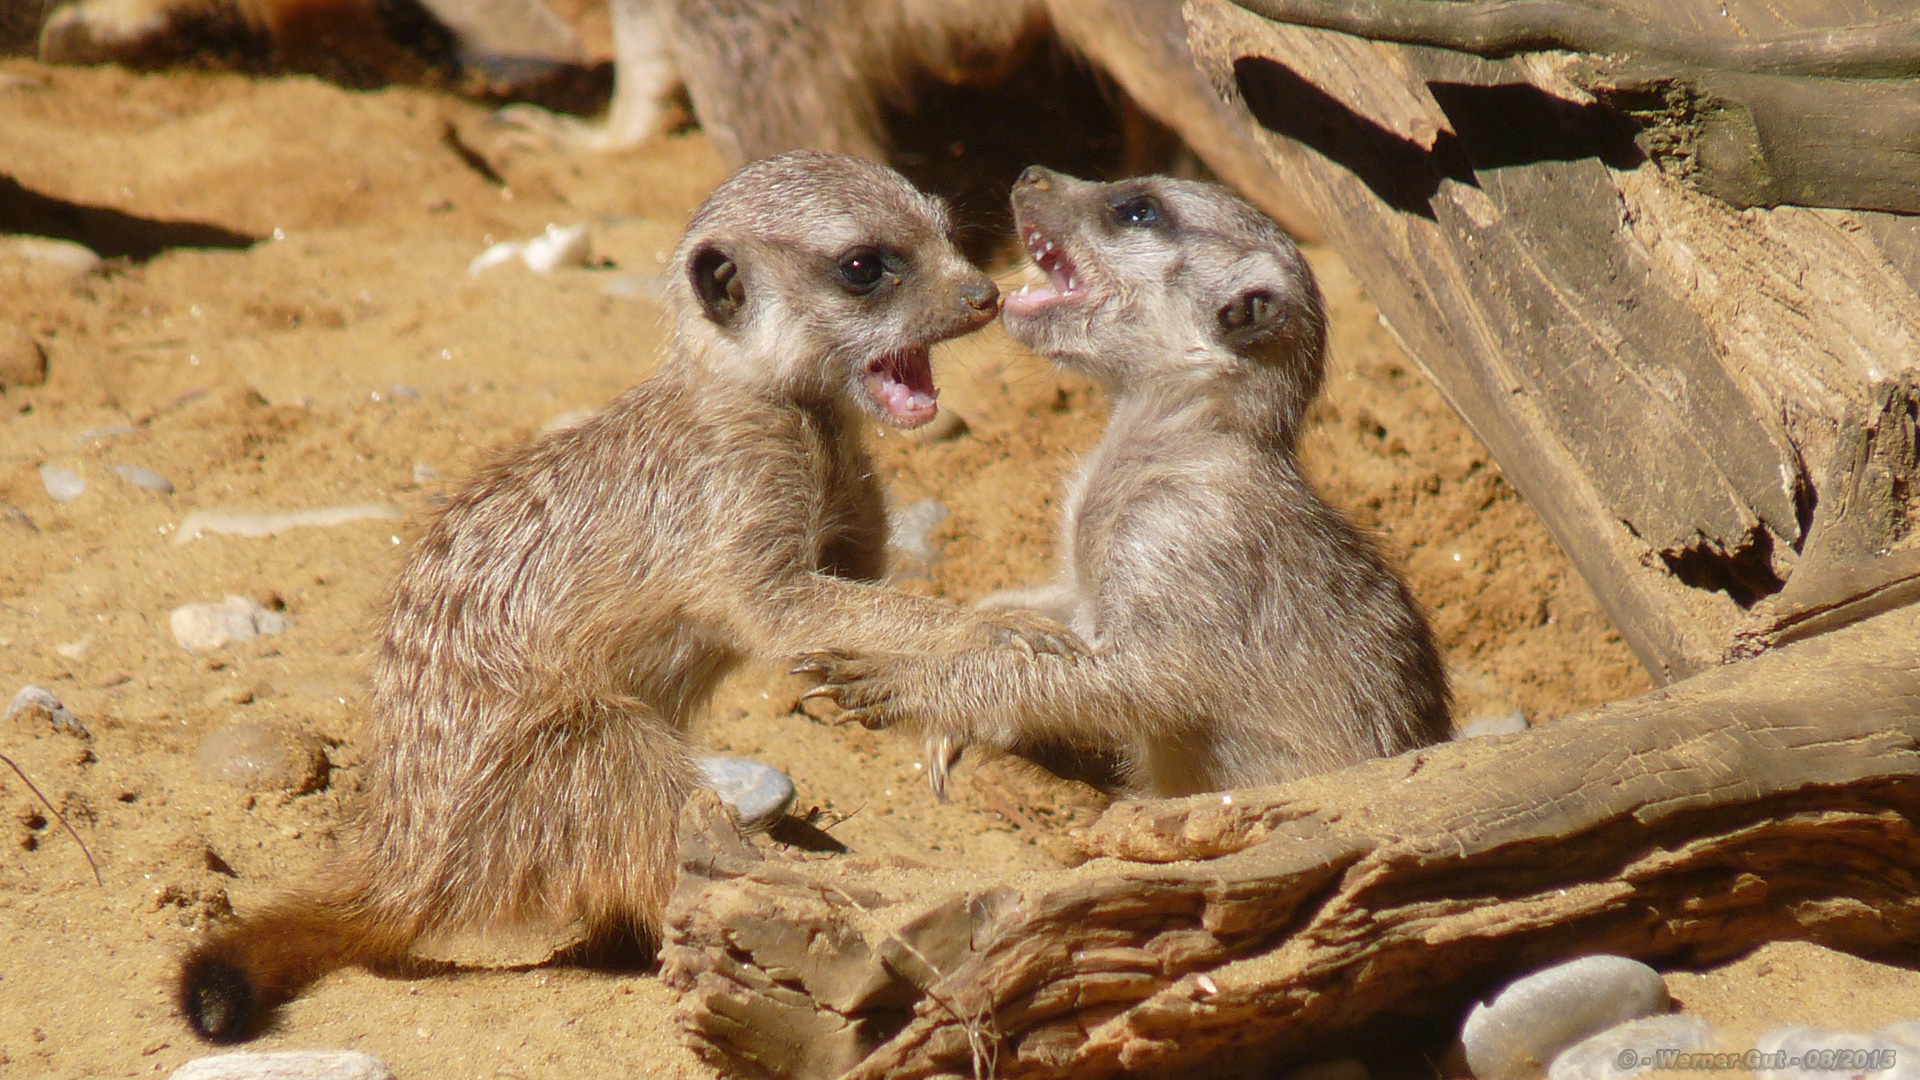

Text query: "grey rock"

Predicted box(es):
[2, 236, 101, 277]
[39, 464, 84, 503]
[1282, 1059, 1369, 1080]
[170, 1050, 395, 1080]
[1548, 1014, 1714, 1080]
[170, 596, 291, 652]
[1462, 956, 1670, 1080]
[6, 685, 87, 736]
[114, 464, 175, 495]
[1754, 1027, 1920, 1080]
[698, 755, 796, 830]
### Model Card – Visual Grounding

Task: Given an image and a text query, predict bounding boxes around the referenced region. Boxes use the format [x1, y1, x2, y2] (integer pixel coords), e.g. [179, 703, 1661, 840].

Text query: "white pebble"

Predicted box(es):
[1457, 709, 1529, 738]
[170, 596, 290, 652]
[1549, 1014, 1714, 1080]
[1, 236, 102, 276]
[698, 755, 796, 829]
[1462, 956, 1669, 1080]
[467, 240, 522, 276]
[1754, 1027, 1920, 1080]
[171, 1049, 395, 1080]
[173, 504, 401, 544]
[40, 464, 85, 503]
[114, 464, 175, 494]
[6, 685, 86, 735]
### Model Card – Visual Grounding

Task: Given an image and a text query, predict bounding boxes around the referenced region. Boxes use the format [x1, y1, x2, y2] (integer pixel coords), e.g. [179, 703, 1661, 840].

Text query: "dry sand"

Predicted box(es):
[0, 59, 1912, 1079]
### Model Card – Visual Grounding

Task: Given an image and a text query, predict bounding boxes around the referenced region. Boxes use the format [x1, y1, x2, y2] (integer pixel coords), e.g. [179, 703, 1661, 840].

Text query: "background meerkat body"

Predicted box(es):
[807, 169, 1449, 798]
[173, 150, 1065, 1043]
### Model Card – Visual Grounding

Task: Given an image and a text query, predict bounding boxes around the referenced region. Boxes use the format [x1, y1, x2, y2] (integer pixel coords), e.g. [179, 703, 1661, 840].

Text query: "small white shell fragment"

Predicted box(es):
[1462, 956, 1669, 1080]
[170, 596, 290, 652]
[467, 240, 522, 276]
[114, 463, 175, 494]
[171, 1049, 396, 1080]
[519, 222, 591, 273]
[698, 755, 796, 829]
[1548, 1014, 1714, 1080]
[173, 504, 401, 544]
[1194, 973, 1219, 995]
[469, 224, 592, 276]
[40, 464, 85, 503]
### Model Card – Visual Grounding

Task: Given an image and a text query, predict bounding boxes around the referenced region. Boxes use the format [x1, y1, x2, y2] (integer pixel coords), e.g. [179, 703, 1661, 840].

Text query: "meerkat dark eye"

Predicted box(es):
[689, 244, 745, 326]
[1111, 195, 1163, 227]
[1219, 289, 1286, 343]
[838, 248, 892, 295]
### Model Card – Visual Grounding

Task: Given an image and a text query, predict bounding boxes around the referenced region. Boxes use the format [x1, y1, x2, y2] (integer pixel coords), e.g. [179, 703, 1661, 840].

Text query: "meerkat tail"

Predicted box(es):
[176, 876, 414, 1043]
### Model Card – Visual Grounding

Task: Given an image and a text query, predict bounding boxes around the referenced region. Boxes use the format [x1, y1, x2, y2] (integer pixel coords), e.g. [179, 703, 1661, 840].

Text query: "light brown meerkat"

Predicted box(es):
[800, 166, 1449, 800]
[174, 149, 1080, 1044]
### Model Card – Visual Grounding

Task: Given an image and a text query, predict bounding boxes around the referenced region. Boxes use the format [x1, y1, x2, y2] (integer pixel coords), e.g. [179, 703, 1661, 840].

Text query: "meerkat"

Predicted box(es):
[799, 167, 1449, 800]
[175, 150, 1078, 1044]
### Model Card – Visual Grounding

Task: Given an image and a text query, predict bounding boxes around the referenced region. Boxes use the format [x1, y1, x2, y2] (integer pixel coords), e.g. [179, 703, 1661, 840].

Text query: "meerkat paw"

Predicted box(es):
[791, 650, 907, 730]
[978, 609, 1086, 659]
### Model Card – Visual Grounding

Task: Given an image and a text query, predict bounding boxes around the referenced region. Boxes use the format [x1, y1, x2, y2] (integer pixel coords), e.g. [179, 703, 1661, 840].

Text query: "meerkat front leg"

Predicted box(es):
[489, 0, 678, 150]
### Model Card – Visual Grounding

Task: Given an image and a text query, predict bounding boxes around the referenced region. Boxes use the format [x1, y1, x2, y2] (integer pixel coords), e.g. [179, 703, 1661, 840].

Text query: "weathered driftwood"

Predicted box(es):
[1226, 0, 1920, 215]
[662, 605, 1920, 1080]
[1125, 0, 1920, 682]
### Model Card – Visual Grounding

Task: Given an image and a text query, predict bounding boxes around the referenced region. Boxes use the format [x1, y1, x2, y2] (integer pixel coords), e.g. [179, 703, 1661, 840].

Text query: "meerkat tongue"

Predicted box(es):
[866, 346, 939, 427]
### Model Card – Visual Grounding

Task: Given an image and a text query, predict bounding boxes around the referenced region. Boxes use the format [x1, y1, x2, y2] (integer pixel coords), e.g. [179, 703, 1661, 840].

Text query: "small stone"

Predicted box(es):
[170, 596, 291, 652]
[1754, 1027, 1920, 1080]
[1549, 1014, 1714, 1080]
[519, 222, 591, 273]
[1462, 956, 1670, 1080]
[114, 464, 175, 495]
[1283, 1059, 1369, 1080]
[1457, 709, 1529, 738]
[1, 324, 48, 388]
[6, 685, 87, 737]
[39, 464, 84, 503]
[411, 462, 440, 484]
[195, 720, 330, 794]
[170, 1049, 396, 1080]
[1, 236, 101, 277]
[698, 755, 796, 830]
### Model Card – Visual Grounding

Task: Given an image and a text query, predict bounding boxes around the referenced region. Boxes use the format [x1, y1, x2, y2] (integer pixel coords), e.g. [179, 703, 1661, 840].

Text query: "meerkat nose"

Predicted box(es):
[961, 276, 1000, 321]
[1017, 165, 1054, 191]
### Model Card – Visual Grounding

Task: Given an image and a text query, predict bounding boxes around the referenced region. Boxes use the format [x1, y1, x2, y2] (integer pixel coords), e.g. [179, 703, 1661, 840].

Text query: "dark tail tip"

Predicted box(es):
[178, 950, 261, 1044]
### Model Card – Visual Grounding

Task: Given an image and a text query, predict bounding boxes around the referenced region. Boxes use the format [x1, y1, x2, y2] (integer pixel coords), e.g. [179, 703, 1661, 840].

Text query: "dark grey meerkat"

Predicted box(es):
[175, 150, 1078, 1043]
[801, 167, 1450, 800]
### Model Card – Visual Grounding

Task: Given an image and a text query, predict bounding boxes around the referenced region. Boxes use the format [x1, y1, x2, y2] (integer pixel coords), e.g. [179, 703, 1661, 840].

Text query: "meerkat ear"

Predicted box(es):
[1217, 287, 1287, 349]
[689, 244, 746, 326]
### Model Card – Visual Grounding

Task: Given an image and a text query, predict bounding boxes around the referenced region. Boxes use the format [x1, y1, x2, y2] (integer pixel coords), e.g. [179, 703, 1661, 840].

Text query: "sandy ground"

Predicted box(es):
[0, 60, 1913, 1080]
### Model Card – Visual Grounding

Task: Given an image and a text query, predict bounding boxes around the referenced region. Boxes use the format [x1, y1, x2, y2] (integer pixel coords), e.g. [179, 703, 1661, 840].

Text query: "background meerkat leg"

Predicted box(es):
[488, 0, 678, 150]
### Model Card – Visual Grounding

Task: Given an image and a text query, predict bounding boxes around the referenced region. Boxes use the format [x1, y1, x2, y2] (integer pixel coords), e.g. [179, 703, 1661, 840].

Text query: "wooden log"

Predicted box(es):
[662, 605, 1920, 1080]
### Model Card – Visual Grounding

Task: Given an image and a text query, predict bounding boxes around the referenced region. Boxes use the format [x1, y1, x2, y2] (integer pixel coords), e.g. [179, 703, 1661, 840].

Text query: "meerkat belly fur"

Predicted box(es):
[175, 150, 1078, 1043]
[804, 167, 1449, 799]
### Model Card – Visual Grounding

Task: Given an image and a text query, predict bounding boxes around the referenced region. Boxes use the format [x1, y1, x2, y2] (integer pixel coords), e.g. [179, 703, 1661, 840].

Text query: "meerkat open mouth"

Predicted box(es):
[1004, 225, 1082, 317]
[865, 345, 940, 427]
